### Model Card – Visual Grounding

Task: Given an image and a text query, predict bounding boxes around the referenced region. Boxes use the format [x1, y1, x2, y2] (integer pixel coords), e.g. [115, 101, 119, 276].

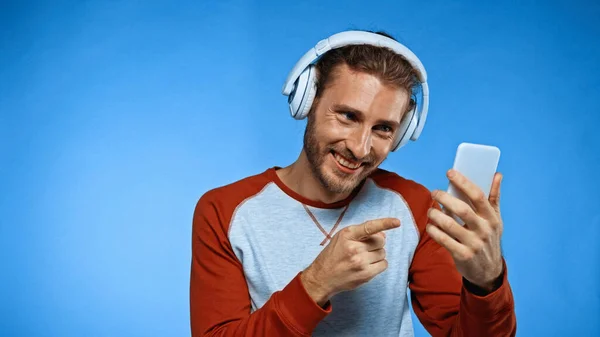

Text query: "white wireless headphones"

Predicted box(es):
[282, 30, 429, 151]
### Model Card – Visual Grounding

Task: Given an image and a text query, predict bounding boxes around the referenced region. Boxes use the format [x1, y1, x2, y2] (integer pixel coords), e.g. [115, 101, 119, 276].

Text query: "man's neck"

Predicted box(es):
[276, 151, 352, 205]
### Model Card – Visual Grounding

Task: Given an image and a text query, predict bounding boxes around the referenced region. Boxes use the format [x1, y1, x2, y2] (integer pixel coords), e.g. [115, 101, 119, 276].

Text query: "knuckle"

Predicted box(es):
[464, 251, 474, 261]
[341, 227, 353, 236]
[429, 207, 441, 220]
[367, 261, 388, 281]
[471, 240, 484, 254]
[345, 244, 360, 257]
[475, 191, 486, 203]
[375, 249, 386, 261]
[380, 259, 389, 272]
[488, 219, 500, 230]
[457, 250, 474, 262]
[427, 207, 436, 219]
[349, 255, 364, 269]
[378, 236, 387, 248]
[442, 218, 454, 230]
[456, 207, 470, 219]
[479, 226, 493, 240]
[438, 235, 449, 247]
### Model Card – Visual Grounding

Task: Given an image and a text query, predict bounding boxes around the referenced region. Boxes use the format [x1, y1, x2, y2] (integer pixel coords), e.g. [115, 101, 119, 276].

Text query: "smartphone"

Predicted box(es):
[446, 142, 501, 225]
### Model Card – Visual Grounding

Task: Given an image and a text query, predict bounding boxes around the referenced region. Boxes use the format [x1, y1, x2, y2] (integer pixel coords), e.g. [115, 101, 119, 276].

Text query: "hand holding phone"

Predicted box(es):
[426, 142, 505, 292]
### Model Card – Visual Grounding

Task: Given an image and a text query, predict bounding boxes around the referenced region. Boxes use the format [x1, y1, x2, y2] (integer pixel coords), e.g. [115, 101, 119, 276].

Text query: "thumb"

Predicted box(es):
[488, 172, 502, 214]
[348, 218, 401, 241]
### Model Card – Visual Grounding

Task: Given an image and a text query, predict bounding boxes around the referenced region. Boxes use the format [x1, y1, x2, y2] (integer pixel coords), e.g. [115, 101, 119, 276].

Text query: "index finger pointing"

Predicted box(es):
[349, 218, 401, 241]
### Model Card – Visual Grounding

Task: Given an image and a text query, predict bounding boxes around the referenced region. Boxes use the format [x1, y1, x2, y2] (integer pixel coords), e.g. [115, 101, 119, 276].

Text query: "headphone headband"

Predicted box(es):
[282, 31, 427, 95]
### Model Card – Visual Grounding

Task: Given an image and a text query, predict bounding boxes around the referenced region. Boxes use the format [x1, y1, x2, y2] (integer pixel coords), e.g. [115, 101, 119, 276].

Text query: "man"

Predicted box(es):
[190, 30, 516, 336]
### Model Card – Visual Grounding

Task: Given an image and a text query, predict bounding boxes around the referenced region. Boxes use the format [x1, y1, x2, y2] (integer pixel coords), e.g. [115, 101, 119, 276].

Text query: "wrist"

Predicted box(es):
[300, 267, 331, 307]
[465, 266, 505, 296]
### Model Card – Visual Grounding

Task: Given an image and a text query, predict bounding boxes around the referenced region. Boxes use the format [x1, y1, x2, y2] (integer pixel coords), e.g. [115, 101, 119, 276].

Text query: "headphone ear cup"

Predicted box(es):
[288, 65, 317, 120]
[392, 108, 418, 151]
[296, 65, 317, 120]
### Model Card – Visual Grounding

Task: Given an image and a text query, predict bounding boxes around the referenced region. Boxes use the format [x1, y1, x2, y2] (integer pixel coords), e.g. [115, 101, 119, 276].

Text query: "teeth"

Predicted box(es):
[334, 153, 361, 169]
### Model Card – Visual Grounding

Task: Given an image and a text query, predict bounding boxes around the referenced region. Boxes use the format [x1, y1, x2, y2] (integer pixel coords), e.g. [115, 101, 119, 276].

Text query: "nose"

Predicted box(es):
[346, 126, 372, 160]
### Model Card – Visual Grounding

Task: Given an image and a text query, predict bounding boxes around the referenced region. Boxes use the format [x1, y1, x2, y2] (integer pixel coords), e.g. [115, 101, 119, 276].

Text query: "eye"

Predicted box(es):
[340, 111, 357, 121]
[374, 125, 393, 133]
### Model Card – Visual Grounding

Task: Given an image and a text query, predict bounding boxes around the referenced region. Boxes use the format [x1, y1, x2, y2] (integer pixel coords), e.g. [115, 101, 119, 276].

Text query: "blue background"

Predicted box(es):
[2, 0, 599, 336]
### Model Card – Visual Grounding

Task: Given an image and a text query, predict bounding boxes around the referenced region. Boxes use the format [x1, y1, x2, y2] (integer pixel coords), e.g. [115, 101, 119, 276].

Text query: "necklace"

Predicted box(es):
[302, 204, 350, 246]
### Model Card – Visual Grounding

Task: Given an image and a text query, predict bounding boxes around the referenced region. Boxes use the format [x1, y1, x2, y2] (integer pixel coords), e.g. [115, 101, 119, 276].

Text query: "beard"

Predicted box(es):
[303, 114, 381, 195]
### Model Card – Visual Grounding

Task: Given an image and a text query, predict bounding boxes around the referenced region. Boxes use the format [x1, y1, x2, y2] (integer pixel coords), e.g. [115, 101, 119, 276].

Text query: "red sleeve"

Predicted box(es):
[189, 189, 331, 337]
[409, 199, 517, 337]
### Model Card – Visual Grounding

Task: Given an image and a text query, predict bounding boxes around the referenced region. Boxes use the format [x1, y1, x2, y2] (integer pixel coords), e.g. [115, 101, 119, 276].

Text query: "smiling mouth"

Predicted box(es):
[331, 151, 363, 171]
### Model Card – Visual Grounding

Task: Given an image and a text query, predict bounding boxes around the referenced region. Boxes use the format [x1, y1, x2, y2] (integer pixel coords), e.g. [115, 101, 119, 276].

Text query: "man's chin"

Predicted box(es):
[320, 168, 364, 195]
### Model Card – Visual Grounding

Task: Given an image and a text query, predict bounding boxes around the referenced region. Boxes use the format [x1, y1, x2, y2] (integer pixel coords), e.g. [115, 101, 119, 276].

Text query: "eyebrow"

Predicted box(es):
[332, 104, 400, 129]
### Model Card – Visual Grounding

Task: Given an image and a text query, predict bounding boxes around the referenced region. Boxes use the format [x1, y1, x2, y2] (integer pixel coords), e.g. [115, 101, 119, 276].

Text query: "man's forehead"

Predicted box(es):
[328, 65, 408, 98]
